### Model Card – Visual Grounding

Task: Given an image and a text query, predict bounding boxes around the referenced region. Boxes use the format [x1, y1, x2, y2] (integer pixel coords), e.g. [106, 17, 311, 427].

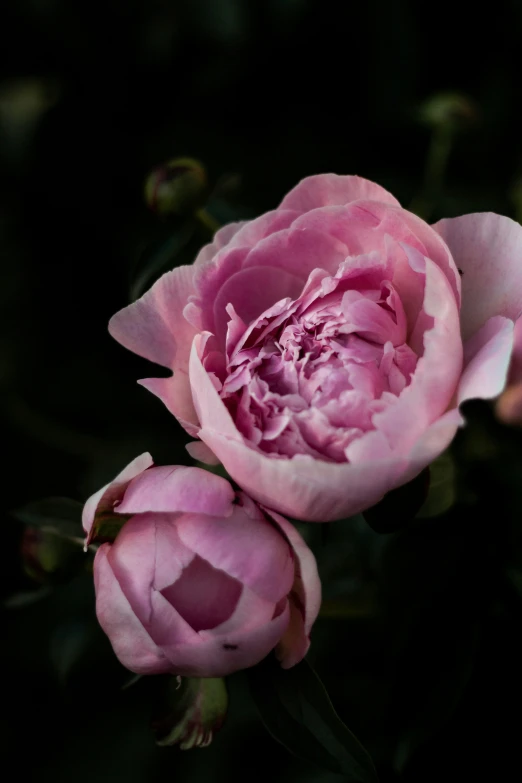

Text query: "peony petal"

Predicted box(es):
[189, 332, 403, 520]
[138, 374, 199, 433]
[369, 253, 463, 453]
[458, 316, 514, 404]
[265, 510, 321, 668]
[434, 213, 522, 340]
[279, 173, 401, 211]
[241, 224, 349, 280]
[222, 210, 301, 251]
[109, 265, 196, 369]
[175, 502, 295, 603]
[197, 429, 403, 521]
[82, 452, 153, 536]
[291, 202, 460, 306]
[399, 408, 464, 487]
[190, 333, 240, 439]
[275, 598, 309, 669]
[109, 266, 200, 428]
[208, 583, 278, 636]
[194, 221, 248, 266]
[185, 440, 220, 465]
[161, 600, 290, 677]
[161, 554, 242, 632]
[116, 465, 235, 518]
[212, 266, 304, 348]
[107, 514, 199, 646]
[94, 545, 171, 674]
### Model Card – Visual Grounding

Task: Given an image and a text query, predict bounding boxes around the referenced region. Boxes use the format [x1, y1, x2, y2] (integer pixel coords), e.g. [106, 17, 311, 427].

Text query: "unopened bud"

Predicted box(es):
[144, 157, 208, 217]
[21, 526, 83, 584]
[418, 92, 479, 132]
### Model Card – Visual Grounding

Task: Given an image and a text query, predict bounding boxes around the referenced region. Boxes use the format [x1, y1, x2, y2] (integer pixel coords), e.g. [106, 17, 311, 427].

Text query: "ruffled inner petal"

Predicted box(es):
[213, 248, 427, 462]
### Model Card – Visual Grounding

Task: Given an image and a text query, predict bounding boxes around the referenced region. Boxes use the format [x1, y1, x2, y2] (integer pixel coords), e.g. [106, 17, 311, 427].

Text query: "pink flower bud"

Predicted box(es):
[83, 455, 321, 677]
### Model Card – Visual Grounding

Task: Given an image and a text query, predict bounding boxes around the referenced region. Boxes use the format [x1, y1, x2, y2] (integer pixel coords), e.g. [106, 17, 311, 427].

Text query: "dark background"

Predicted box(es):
[2, 1, 522, 781]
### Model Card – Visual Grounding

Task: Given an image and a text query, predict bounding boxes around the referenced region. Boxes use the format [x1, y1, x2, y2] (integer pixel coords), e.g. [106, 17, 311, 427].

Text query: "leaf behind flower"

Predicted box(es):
[247, 656, 378, 781]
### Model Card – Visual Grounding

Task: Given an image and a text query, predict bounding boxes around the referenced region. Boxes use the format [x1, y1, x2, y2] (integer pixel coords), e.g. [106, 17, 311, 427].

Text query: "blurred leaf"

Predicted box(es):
[4, 586, 53, 609]
[416, 452, 455, 519]
[49, 620, 94, 684]
[12, 497, 84, 546]
[129, 221, 196, 301]
[248, 656, 378, 781]
[392, 616, 479, 775]
[363, 469, 430, 534]
[152, 676, 228, 749]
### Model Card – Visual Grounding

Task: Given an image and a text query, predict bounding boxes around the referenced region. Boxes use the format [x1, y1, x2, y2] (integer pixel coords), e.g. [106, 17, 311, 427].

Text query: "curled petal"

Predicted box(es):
[116, 465, 235, 518]
[82, 452, 153, 537]
[434, 212, 522, 339]
[458, 316, 514, 404]
[265, 510, 321, 668]
[109, 266, 196, 369]
[94, 545, 171, 675]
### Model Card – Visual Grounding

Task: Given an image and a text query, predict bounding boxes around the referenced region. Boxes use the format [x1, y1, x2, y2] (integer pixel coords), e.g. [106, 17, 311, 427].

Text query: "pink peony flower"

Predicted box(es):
[109, 175, 522, 520]
[83, 454, 320, 676]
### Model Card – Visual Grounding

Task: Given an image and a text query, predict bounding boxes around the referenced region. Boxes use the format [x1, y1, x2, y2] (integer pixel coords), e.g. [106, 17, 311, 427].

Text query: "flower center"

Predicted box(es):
[211, 275, 419, 463]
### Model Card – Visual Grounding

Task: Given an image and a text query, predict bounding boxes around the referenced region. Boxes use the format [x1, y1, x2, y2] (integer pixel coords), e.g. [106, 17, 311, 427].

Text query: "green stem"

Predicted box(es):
[410, 124, 454, 221]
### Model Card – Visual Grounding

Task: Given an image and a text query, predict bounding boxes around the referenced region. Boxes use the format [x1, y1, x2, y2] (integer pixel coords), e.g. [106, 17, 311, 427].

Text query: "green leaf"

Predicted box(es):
[12, 497, 85, 546]
[152, 676, 228, 749]
[247, 656, 378, 781]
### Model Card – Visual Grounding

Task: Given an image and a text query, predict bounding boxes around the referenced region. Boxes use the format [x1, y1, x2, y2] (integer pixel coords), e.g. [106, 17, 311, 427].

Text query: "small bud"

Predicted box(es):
[21, 526, 83, 584]
[144, 157, 208, 217]
[152, 676, 228, 749]
[418, 92, 480, 132]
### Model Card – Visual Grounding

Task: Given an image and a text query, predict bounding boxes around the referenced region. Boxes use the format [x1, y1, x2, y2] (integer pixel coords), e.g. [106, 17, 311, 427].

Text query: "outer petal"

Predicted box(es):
[368, 252, 463, 453]
[82, 452, 153, 537]
[457, 316, 514, 404]
[265, 510, 321, 668]
[116, 465, 235, 518]
[107, 514, 199, 646]
[109, 266, 199, 428]
[398, 408, 464, 487]
[194, 221, 248, 266]
[195, 430, 403, 521]
[185, 440, 220, 465]
[279, 173, 401, 211]
[433, 213, 522, 340]
[109, 266, 196, 368]
[93, 545, 171, 675]
[160, 601, 291, 677]
[266, 513, 321, 637]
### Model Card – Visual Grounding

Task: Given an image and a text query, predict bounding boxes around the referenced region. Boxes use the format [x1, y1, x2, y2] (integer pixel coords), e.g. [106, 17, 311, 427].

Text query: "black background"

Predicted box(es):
[2, 1, 522, 781]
